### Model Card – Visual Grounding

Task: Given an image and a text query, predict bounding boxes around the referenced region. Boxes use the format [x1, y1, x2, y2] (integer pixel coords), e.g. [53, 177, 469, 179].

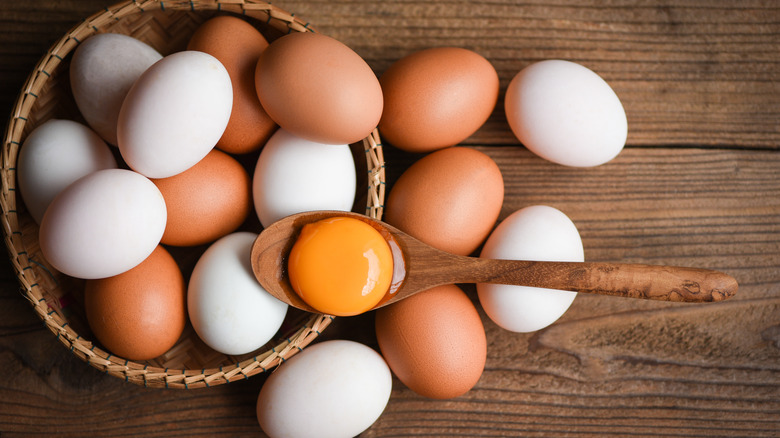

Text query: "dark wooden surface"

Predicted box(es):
[1, 0, 779, 436]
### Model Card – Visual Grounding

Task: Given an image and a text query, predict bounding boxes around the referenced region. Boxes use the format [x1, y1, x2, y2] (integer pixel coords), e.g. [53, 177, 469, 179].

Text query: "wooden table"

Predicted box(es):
[1, 1, 778, 436]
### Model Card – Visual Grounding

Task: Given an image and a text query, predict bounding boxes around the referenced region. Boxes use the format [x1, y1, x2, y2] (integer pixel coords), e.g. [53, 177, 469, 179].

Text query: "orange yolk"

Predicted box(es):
[287, 216, 394, 316]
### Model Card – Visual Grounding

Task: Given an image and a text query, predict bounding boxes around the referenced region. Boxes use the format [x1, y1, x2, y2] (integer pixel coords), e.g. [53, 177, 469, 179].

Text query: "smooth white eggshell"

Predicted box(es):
[257, 340, 392, 438]
[477, 205, 584, 332]
[17, 119, 117, 224]
[117, 50, 233, 178]
[188, 232, 288, 355]
[38, 169, 167, 279]
[70, 33, 162, 145]
[252, 128, 356, 227]
[505, 59, 627, 167]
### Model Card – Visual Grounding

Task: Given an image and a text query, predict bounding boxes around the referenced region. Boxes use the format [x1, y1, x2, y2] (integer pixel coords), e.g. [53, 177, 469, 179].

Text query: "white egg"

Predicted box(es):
[70, 33, 162, 145]
[17, 119, 117, 224]
[117, 50, 233, 178]
[504, 59, 627, 167]
[477, 205, 584, 333]
[252, 128, 356, 227]
[188, 232, 288, 355]
[257, 340, 392, 438]
[38, 169, 167, 279]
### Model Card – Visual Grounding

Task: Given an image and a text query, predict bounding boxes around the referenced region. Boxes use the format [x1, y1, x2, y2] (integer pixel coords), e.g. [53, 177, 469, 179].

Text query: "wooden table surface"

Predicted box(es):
[1, 0, 779, 436]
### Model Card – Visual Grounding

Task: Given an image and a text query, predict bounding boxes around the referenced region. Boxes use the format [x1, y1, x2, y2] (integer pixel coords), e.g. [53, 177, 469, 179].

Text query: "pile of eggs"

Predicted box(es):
[20, 17, 373, 361]
[16, 12, 628, 438]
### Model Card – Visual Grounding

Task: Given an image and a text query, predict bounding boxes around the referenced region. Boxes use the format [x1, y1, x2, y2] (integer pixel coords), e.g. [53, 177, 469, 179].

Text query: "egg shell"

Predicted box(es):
[255, 32, 383, 145]
[504, 59, 627, 167]
[152, 149, 251, 247]
[17, 119, 117, 224]
[252, 128, 356, 227]
[187, 16, 276, 154]
[188, 232, 288, 355]
[70, 33, 162, 145]
[384, 146, 504, 256]
[375, 284, 486, 399]
[257, 340, 392, 438]
[39, 168, 167, 279]
[477, 205, 584, 333]
[84, 245, 186, 360]
[379, 47, 499, 153]
[117, 50, 233, 178]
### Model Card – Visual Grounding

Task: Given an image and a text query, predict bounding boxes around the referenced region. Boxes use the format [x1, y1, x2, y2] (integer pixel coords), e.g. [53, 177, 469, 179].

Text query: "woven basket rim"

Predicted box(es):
[1, 0, 386, 389]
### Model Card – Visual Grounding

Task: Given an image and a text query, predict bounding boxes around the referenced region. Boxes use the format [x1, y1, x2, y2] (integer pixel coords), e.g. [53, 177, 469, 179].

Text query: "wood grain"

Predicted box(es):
[1, 0, 779, 437]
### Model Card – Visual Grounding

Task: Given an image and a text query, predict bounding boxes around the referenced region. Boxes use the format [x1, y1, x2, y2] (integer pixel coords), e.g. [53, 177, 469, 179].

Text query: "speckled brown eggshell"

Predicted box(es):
[153, 149, 251, 247]
[188, 15, 276, 154]
[375, 284, 487, 400]
[254, 32, 383, 145]
[384, 146, 504, 256]
[378, 47, 499, 153]
[84, 245, 186, 361]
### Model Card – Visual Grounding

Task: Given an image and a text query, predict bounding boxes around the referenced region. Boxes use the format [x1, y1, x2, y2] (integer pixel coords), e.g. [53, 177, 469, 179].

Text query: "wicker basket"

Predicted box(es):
[1, 0, 386, 388]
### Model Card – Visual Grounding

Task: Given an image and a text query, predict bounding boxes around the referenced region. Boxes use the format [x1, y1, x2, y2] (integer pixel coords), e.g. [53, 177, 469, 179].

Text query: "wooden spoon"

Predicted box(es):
[250, 211, 738, 314]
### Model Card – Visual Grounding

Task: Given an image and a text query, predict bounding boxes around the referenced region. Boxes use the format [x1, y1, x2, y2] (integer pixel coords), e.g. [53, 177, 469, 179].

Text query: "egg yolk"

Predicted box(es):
[287, 216, 394, 316]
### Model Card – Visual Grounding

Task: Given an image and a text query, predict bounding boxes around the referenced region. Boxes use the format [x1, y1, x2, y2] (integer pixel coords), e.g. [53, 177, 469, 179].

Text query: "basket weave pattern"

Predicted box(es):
[1, 0, 386, 388]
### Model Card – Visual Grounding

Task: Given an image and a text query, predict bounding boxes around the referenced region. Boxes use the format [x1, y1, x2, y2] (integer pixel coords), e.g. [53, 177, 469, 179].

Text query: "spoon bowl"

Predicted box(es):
[251, 211, 738, 314]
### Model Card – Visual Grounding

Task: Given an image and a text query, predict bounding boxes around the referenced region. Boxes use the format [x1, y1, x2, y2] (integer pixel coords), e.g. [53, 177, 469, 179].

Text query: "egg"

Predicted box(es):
[84, 245, 186, 360]
[384, 146, 504, 256]
[375, 284, 486, 399]
[70, 33, 162, 145]
[477, 205, 584, 333]
[39, 169, 167, 279]
[379, 47, 499, 153]
[152, 149, 251, 247]
[255, 32, 383, 145]
[117, 50, 233, 178]
[187, 16, 276, 154]
[257, 340, 392, 438]
[504, 59, 627, 167]
[252, 128, 356, 227]
[17, 119, 117, 224]
[188, 232, 288, 355]
[287, 217, 394, 316]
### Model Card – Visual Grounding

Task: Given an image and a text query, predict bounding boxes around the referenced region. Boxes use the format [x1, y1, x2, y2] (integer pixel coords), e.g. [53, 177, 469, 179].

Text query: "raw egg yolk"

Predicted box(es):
[287, 216, 394, 316]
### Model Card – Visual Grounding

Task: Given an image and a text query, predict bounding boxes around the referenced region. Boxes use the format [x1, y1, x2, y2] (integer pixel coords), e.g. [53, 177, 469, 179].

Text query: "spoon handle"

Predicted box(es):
[450, 258, 738, 302]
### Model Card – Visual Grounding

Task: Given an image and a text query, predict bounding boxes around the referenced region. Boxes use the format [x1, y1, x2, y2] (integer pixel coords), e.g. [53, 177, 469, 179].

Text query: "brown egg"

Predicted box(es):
[375, 284, 486, 399]
[384, 146, 503, 256]
[255, 32, 383, 145]
[378, 47, 499, 153]
[188, 15, 276, 154]
[153, 149, 251, 247]
[84, 245, 186, 360]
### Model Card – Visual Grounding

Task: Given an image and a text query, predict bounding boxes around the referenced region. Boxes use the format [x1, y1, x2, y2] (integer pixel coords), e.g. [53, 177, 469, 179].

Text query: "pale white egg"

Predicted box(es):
[70, 33, 162, 145]
[187, 232, 288, 355]
[504, 60, 627, 167]
[257, 340, 392, 438]
[117, 50, 232, 178]
[17, 119, 117, 224]
[477, 205, 584, 332]
[38, 168, 167, 279]
[252, 128, 356, 227]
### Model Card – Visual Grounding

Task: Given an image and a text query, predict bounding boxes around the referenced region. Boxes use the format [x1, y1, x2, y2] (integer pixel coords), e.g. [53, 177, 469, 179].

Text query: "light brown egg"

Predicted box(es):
[375, 284, 487, 399]
[188, 15, 276, 154]
[378, 47, 499, 153]
[153, 149, 251, 247]
[254, 32, 383, 145]
[384, 146, 504, 256]
[84, 245, 186, 360]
